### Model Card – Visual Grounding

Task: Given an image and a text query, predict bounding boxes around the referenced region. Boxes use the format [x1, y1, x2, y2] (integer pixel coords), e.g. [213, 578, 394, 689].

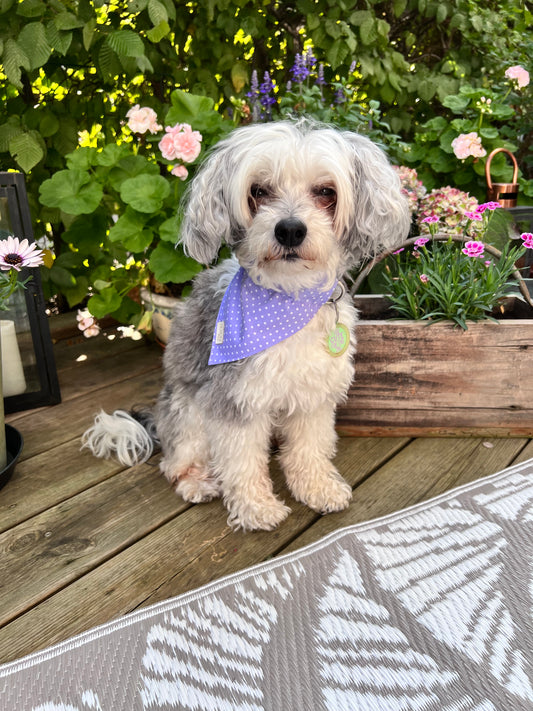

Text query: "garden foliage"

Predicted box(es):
[0, 0, 531, 322]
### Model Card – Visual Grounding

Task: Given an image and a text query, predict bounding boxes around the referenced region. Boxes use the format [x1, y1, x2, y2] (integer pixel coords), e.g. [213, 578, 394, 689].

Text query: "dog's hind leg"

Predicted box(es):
[157, 392, 220, 504]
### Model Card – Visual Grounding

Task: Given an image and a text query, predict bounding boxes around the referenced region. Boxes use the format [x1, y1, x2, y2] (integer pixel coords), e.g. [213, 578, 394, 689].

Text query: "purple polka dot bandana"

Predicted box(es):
[208, 267, 337, 365]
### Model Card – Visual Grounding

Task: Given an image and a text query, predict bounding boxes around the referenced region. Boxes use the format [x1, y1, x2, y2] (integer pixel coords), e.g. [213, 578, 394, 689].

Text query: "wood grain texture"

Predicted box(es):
[337, 318, 533, 435]
[0, 317, 531, 667]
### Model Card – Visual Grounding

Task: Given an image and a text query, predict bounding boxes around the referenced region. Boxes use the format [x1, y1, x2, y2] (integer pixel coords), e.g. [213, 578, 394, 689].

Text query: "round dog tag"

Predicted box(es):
[326, 323, 350, 357]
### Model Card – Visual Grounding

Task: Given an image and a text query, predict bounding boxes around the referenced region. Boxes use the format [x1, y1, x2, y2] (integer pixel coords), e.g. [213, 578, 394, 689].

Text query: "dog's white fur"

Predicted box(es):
[83, 120, 410, 531]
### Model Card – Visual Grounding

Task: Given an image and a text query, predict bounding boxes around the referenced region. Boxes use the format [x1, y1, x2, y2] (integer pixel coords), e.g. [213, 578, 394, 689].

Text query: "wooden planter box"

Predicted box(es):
[336, 295, 533, 437]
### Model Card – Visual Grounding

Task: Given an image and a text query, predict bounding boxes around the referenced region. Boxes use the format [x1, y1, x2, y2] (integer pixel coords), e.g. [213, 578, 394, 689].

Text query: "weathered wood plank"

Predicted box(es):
[281, 436, 528, 554]
[0, 437, 409, 663]
[55, 340, 161, 402]
[6, 368, 162, 461]
[0, 462, 188, 630]
[0, 438, 139, 533]
[337, 318, 533, 434]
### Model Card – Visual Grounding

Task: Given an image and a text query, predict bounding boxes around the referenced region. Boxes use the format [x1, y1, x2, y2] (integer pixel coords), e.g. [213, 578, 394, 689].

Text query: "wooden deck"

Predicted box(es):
[2, 316, 533, 666]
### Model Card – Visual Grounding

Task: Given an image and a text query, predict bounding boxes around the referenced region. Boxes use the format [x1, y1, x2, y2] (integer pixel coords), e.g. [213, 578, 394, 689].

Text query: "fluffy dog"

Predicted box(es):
[83, 120, 410, 531]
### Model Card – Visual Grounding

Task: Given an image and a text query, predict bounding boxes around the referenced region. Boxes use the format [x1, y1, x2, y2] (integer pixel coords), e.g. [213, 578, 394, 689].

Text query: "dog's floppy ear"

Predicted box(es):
[339, 132, 411, 263]
[179, 140, 234, 265]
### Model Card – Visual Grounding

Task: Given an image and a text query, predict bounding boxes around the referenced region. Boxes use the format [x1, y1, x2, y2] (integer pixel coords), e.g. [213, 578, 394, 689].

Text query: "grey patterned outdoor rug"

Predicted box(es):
[1, 458, 533, 711]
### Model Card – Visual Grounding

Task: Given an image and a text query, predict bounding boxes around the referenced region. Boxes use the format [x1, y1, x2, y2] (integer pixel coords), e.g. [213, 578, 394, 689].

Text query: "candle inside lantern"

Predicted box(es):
[0, 320, 27, 397]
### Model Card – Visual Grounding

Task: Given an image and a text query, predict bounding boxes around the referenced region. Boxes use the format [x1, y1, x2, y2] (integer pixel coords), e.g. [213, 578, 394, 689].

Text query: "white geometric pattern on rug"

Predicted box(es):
[140, 563, 305, 710]
[0, 458, 532, 710]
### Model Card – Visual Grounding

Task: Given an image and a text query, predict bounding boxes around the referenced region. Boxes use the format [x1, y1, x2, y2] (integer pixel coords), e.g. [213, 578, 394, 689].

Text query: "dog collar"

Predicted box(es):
[208, 267, 338, 365]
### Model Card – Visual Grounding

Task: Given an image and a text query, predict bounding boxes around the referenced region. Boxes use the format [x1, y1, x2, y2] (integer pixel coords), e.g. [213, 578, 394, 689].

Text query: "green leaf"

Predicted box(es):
[148, 0, 168, 25]
[55, 12, 85, 30]
[0, 119, 23, 152]
[96, 144, 131, 167]
[39, 112, 60, 138]
[108, 154, 159, 190]
[359, 16, 377, 45]
[2, 38, 30, 88]
[17, 22, 51, 69]
[159, 215, 180, 242]
[149, 242, 202, 284]
[107, 29, 145, 58]
[146, 20, 170, 43]
[62, 212, 108, 254]
[83, 19, 97, 51]
[39, 170, 104, 214]
[66, 146, 99, 171]
[167, 90, 215, 124]
[9, 131, 44, 172]
[326, 39, 349, 69]
[108, 207, 153, 252]
[231, 62, 248, 93]
[128, 0, 148, 11]
[62, 276, 90, 308]
[88, 286, 122, 319]
[442, 94, 470, 113]
[120, 174, 170, 212]
[16, 0, 46, 18]
[45, 21, 72, 55]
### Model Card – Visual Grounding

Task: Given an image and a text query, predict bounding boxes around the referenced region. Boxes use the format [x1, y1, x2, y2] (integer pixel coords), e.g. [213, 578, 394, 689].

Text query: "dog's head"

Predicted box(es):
[180, 120, 410, 292]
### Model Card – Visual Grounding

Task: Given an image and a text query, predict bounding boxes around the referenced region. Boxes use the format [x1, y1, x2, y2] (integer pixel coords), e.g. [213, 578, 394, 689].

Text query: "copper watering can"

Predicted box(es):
[485, 147, 519, 207]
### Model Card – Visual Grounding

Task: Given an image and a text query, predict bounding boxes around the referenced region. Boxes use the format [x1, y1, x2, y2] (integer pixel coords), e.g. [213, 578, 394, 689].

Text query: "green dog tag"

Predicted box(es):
[326, 323, 350, 357]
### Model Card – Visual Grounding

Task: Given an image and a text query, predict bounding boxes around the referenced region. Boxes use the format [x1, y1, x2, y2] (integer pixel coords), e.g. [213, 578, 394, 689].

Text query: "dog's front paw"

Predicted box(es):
[290, 467, 352, 514]
[226, 495, 291, 532]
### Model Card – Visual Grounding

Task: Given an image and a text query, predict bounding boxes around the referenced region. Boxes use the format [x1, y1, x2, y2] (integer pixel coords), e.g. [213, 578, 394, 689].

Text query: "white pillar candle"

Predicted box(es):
[0, 320, 27, 397]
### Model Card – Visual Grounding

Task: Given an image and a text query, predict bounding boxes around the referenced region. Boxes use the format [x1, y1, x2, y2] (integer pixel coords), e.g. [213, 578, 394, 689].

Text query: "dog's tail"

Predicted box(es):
[81, 408, 158, 467]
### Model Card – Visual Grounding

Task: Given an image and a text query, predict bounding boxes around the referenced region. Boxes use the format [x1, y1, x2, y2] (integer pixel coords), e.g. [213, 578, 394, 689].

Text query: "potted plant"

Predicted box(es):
[38, 90, 233, 341]
[0, 234, 44, 486]
[337, 199, 533, 437]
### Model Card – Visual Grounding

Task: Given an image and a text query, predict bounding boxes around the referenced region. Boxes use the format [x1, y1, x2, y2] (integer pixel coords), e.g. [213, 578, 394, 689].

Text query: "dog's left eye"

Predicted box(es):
[313, 186, 337, 209]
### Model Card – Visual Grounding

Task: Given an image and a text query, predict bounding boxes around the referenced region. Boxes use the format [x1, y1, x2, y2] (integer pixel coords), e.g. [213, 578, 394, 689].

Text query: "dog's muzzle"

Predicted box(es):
[274, 218, 307, 250]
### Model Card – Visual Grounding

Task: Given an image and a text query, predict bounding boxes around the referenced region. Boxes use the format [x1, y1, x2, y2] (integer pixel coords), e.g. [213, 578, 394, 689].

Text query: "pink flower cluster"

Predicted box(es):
[505, 65, 530, 89]
[393, 165, 427, 214]
[451, 132, 486, 160]
[417, 187, 480, 236]
[158, 123, 203, 181]
[77, 308, 100, 338]
[462, 240, 485, 258]
[522, 232, 533, 249]
[159, 123, 202, 163]
[126, 105, 162, 135]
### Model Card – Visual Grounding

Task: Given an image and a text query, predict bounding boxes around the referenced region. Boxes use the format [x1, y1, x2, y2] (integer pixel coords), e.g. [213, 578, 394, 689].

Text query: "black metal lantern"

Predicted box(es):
[0, 172, 60, 413]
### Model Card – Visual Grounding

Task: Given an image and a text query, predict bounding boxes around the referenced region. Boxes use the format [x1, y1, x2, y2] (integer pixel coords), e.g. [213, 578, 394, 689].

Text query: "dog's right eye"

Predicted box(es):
[249, 184, 271, 214]
[250, 185, 270, 200]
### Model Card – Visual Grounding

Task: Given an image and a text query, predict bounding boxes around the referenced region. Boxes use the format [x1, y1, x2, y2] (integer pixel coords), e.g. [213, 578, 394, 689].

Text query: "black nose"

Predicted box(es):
[274, 218, 307, 248]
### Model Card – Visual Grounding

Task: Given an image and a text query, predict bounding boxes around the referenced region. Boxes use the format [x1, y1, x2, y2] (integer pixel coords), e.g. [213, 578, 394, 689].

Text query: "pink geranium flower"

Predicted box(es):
[159, 124, 202, 163]
[0, 236, 44, 271]
[171, 165, 189, 180]
[126, 105, 162, 134]
[76, 308, 101, 338]
[451, 132, 486, 160]
[505, 65, 530, 89]
[462, 240, 485, 258]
